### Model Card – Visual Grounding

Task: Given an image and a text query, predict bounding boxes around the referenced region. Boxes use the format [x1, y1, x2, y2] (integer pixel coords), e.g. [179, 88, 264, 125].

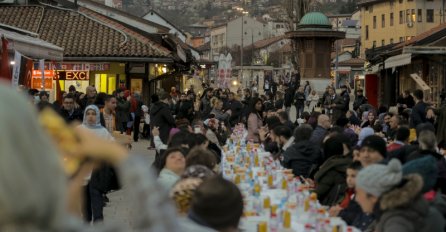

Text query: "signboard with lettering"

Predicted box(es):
[55, 70, 89, 80]
[33, 63, 110, 71]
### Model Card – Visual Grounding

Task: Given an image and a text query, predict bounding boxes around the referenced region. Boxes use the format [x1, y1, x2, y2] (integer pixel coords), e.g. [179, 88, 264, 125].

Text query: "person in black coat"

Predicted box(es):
[150, 93, 176, 144]
[282, 124, 322, 178]
[340, 85, 350, 112]
[58, 93, 83, 123]
[176, 93, 194, 122]
[294, 86, 306, 120]
[225, 92, 243, 127]
[284, 84, 294, 113]
[410, 89, 428, 128]
[353, 89, 367, 112]
[397, 90, 415, 114]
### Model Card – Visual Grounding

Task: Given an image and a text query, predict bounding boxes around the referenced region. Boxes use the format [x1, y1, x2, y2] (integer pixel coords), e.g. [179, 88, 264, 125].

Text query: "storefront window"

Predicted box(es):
[94, 74, 117, 94]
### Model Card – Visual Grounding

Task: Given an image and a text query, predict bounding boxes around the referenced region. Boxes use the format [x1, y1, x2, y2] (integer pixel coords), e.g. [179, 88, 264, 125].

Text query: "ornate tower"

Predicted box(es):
[287, 11, 345, 79]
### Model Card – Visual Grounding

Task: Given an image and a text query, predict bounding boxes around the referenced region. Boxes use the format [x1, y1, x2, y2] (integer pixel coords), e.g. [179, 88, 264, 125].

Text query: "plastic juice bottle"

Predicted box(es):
[269, 212, 279, 232]
[281, 178, 288, 190]
[263, 196, 271, 209]
[283, 210, 291, 229]
[268, 174, 274, 188]
[304, 198, 310, 212]
[254, 154, 259, 166]
[257, 222, 267, 232]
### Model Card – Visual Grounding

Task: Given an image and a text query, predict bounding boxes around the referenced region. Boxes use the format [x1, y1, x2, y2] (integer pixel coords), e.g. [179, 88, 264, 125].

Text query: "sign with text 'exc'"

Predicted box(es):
[54, 70, 90, 80]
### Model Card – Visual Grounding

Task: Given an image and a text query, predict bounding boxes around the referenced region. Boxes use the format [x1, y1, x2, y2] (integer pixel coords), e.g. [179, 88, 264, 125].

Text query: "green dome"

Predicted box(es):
[299, 12, 331, 26]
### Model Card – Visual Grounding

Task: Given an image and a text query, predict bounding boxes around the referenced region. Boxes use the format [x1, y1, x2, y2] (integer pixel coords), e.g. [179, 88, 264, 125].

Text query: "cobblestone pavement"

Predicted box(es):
[103, 138, 155, 230]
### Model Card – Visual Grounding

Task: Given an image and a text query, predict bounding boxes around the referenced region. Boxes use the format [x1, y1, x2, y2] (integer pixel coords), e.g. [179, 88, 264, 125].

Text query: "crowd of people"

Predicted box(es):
[3, 77, 446, 232]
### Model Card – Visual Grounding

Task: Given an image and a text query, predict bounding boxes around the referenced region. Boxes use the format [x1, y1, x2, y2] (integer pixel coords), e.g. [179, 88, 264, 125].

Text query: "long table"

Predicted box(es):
[221, 126, 359, 232]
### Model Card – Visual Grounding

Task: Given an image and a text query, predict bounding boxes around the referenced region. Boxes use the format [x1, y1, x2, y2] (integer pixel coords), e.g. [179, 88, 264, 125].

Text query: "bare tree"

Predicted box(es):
[283, 0, 310, 72]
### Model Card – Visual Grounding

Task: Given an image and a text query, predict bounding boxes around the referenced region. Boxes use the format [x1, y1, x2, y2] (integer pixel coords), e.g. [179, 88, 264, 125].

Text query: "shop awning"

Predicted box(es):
[410, 73, 431, 91]
[1, 28, 64, 60]
[384, 53, 412, 69]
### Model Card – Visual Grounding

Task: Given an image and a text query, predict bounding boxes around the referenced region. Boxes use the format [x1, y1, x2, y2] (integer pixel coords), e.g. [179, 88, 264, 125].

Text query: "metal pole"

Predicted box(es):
[241, 14, 244, 88]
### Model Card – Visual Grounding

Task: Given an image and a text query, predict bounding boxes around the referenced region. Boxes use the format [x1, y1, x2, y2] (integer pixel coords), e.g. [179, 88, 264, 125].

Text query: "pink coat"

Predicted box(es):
[247, 113, 263, 143]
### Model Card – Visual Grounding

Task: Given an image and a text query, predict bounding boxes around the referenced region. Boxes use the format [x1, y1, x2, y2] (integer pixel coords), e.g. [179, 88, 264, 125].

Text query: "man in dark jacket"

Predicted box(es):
[150, 93, 176, 144]
[78, 86, 97, 111]
[410, 89, 428, 128]
[284, 84, 294, 113]
[310, 114, 331, 146]
[176, 93, 194, 122]
[58, 93, 83, 123]
[353, 89, 367, 111]
[340, 85, 350, 112]
[294, 86, 306, 120]
[282, 124, 322, 178]
[324, 87, 345, 123]
[226, 92, 243, 126]
[115, 89, 130, 133]
[397, 90, 415, 114]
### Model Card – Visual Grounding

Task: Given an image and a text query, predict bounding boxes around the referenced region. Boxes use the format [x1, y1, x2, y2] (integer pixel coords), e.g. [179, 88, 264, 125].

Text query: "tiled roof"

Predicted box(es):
[245, 35, 287, 50]
[339, 57, 365, 66]
[394, 23, 446, 49]
[0, 5, 171, 58]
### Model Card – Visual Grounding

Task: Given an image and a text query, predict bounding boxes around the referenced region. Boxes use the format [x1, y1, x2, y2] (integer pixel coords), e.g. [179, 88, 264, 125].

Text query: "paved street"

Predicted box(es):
[103, 138, 156, 230]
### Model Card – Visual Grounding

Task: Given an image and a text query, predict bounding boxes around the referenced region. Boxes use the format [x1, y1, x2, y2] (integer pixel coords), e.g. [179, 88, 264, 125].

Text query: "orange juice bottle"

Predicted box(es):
[263, 196, 271, 208]
[281, 178, 288, 189]
[267, 174, 274, 187]
[283, 210, 291, 228]
[257, 222, 267, 232]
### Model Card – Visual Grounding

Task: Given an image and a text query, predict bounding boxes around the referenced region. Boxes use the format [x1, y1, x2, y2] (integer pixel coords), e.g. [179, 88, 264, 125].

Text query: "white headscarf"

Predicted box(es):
[81, 105, 113, 141]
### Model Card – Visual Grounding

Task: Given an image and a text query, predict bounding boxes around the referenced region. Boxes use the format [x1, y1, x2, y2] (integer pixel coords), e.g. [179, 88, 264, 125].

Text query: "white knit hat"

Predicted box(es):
[356, 159, 403, 197]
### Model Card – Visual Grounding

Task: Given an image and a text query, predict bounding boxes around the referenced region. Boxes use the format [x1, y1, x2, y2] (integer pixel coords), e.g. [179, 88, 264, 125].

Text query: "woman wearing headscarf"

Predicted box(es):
[0, 83, 178, 231]
[79, 105, 114, 222]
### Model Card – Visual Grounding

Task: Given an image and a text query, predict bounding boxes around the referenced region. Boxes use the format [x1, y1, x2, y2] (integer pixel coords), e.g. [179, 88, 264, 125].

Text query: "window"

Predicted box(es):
[390, 0, 394, 6]
[399, 0, 403, 3]
[427, 9, 434, 22]
[382, 14, 385, 27]
[381, 39, 385, 46]
[399, 37, 404, 42]
[373, 41, 376, 47]
[399, 11, 404, 24]
[406, 10, 411, 23]
[365, 25, 369, 40]
[417, 9, 422, 22]
[390, 38, 394, 44]
[369, 5, 373, 13]
[390, 13, 394, 26]
[373, 16, 377, 28]
[411, 9, 416, 22]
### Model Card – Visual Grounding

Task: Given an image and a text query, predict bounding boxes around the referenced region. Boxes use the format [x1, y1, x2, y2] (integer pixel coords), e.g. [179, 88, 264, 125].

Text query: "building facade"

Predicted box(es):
[359, 0, 445, 57]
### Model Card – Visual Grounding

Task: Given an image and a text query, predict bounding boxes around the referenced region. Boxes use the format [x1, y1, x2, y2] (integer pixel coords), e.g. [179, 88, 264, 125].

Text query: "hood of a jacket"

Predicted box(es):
[380, 174, 423, 211]
[285, 141, 318, 160]
[314, 155, 351, 182]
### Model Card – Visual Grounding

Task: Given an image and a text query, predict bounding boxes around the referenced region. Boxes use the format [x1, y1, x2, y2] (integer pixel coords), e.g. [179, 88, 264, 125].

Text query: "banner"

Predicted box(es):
[11, 51, 21, 87]
[23, 59, 33, 88]
[39, 59, 45, 90]
[0, 36, 11, 81]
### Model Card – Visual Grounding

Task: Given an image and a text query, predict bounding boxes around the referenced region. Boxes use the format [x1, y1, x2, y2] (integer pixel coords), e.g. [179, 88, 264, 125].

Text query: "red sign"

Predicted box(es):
[31, 78, 53, 89]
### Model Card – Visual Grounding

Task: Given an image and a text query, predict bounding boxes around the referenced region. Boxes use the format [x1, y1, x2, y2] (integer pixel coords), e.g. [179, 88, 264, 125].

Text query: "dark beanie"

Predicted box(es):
[361, 135, 387, 158]
[336, 117, 350, 127]
[190, 176, 243, 230]
[403, 156, 438, 193]
[323, 135, 346, 158]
